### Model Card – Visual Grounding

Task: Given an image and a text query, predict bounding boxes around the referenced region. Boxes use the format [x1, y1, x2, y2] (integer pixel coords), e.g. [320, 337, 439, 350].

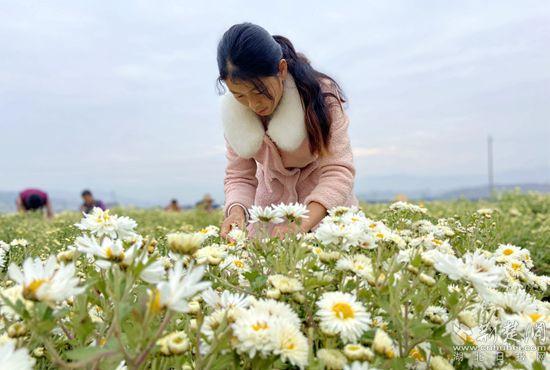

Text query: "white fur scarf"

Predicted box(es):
[220, 74, 307, 159]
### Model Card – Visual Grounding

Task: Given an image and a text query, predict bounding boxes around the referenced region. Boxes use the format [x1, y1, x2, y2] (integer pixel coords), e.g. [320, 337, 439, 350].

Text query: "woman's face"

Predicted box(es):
[225, 59, 288, 117]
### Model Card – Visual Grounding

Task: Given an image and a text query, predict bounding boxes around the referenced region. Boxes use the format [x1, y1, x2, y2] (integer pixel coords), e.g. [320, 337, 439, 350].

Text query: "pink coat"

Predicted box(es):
[220, 74, 358, 230]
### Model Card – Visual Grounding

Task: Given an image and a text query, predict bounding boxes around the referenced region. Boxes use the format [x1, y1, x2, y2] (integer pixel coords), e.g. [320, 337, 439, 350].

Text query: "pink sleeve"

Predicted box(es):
[223, 139, 258, 218]
[304, 83, 356, 211]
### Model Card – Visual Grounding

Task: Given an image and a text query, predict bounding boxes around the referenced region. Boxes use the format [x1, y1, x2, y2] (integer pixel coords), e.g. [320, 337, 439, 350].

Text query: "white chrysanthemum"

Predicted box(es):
[88, 304, 104, 323]
[273, 203, 309, 223]
[220, 255, 250, 273]
[386, 233, 407, 249]
[0, 240, 11, 252]
[56, 248, 76, 263]
[372, 329, 397, 358]
[77, 236, 164, 283]
[271, 321, 309, 369]
[10, 239, 28, 248]
[0, 247, 6, 269]
[396, 248, 416, 264]
[8, 256, 84, 304]
[156, 331, 190, 355]
[489, 288, 537, 315]
[410, 234, 454, 254]
[166, 232, 206, 255]
[430, 250, 504, 298]
[344, 361, 379, 370]
[476, 208, 495, 216]
[197, 225, 220, 238]
[446, 321, 496, 348]
[115, 361, 127, 370]
[510, 339, 545, 370]
[137, 257, 166, 284]
[436, 220, 455, 235]
[75, 208, 137, 240]
[148, 263, 210, 313]
[200, 309, 228, 341]
[494, 243, 522, 260]
[249, 205, 284, 224]
[389, 201, 427, 214]
[430, 356, 454, 370]
[465, 343, 498, 369]
[364, 220, 401, 248]
[462, 251, 505, 292]
[315, 222, 349, 245]
[317, 348, 348, 369]
[357, 233, 378, 250]
[343, 344, 368, 361]
[268, 274, 303, 293]
[166, 331, 190, 354]
[227, 227, 247, 245]
[425, 306, 449, 324]
[250, 298, 302, 328]
[0, 342, 35, 370]
[316, 292, 371, 343]
[495, 243, 533, 268]
[336, 255, 374, 279]
[231, 311, 276, 357]
[202, 288, 251, 311]
[75, 235, 126, 269]
[194, 244, 227, 265]
[327, 206, 364, 220]
[365, 219, 390, 234]
[413, 220, 454, 238]
[345, 212, 369, 226]
[527, 272, 549, 291]
[0, 286, 34, 320]
[503, 259, 529, 280]
[114, 216, 140, 240]
[420, 248, 448, 266]
[315, 221, 368, 251]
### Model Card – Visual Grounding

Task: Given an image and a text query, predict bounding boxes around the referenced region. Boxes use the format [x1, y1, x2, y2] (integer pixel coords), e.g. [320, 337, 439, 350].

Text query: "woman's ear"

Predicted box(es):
[278, 59, 288, 79]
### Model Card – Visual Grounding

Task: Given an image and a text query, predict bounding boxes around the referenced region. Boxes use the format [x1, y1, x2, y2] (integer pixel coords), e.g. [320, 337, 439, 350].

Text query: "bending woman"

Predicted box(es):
[217, 22, 358, 238]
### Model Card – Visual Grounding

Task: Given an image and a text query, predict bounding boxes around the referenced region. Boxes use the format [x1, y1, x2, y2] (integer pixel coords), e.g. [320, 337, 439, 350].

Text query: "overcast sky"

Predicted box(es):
[1, 0, 549, 204]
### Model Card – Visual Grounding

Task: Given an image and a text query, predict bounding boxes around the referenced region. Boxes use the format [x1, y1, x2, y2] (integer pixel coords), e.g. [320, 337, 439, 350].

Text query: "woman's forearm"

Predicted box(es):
[301, 201, 327, 232]
[15, 197, 24, 212]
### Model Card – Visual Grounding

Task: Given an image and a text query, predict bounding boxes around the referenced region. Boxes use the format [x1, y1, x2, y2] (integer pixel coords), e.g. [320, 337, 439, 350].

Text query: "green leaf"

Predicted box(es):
[64, 339, 116, 361]
[251, 275, 268, 291]
[447, 291, 459, 307]
[409, 321, 433, 339]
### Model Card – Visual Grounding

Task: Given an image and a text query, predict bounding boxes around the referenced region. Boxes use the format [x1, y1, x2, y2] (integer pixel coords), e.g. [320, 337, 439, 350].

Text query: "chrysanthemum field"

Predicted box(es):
[0, 192, 548, 370]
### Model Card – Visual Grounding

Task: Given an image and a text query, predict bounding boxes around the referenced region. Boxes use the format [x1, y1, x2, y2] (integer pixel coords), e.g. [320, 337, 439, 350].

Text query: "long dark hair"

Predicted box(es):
[216, 22, 346, 156]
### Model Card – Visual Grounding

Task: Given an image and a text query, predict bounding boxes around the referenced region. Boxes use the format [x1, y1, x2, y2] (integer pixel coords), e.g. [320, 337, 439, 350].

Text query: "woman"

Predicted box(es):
[16, 188, 54, 218]
[217, 22, 358, 238]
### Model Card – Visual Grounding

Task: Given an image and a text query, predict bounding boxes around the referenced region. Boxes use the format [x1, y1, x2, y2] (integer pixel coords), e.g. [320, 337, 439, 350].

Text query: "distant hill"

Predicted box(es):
[437, 183, 550, 200]
[357, 183, 550, 202]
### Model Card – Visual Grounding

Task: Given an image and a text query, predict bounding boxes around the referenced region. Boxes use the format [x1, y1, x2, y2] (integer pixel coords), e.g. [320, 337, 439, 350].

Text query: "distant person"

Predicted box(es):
[16, 188, 54, 218]
[80, 190, 106, 214]
[165, 199, 181, 212]
[195, 194, 217, 212]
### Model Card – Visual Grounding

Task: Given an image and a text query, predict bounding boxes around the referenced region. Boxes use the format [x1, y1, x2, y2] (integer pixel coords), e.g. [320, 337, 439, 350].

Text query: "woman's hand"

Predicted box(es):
[270, 202, 328, 238]
[220, 206, 246, 239]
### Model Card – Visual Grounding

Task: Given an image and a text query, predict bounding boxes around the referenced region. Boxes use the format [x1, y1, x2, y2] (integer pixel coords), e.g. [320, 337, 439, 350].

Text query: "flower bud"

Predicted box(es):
[8, 322, 27, 338]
